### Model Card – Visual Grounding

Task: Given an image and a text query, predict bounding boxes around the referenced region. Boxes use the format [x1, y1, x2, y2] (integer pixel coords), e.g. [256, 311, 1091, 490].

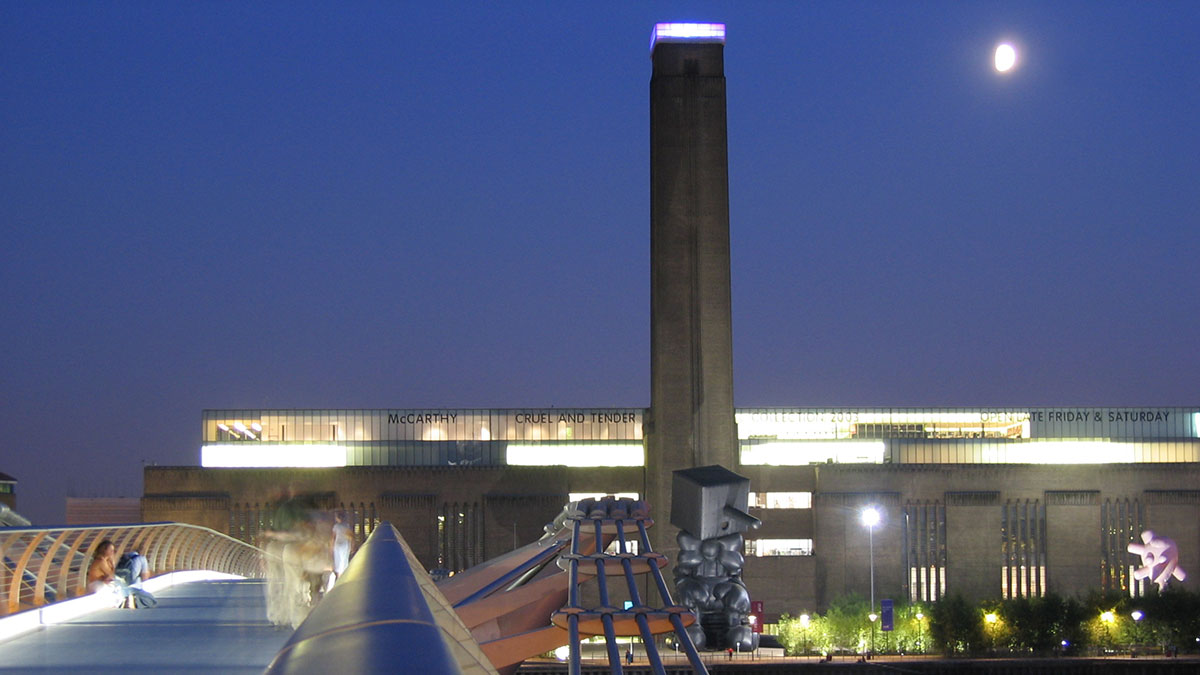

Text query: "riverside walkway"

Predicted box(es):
[0, 578, 289, 673]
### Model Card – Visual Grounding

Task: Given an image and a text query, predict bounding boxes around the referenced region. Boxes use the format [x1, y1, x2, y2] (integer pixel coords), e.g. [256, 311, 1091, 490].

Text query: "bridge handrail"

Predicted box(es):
[0, 522, 265, 616]
[265, 521, 495, 675]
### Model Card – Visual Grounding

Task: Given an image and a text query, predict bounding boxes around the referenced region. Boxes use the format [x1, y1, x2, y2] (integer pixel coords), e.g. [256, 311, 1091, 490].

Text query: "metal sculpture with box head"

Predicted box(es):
[671, 465, 761, 651]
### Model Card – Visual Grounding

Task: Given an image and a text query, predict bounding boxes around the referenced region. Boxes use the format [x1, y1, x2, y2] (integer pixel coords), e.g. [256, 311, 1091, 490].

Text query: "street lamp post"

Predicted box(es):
[915, 612, 924, 654]
[861, 506, 881, 656]
[869, 612, 878, 657]
[862, 507, 879, 612]
[1130, 610, 1144, 656]
[799, 613, 810, 658]
[1100, 611, 1115, 652]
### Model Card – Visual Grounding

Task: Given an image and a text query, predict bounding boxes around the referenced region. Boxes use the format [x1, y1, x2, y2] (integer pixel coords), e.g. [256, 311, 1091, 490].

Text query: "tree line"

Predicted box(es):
[774, 587, 1200, 657]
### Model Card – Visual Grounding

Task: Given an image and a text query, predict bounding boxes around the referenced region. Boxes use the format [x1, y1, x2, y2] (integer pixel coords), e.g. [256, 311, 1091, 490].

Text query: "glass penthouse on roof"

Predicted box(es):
[201, 408, 1200, 468]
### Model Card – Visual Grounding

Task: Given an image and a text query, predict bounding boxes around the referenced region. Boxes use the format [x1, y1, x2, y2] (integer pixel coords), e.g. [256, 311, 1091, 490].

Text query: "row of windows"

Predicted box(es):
[737, 408, 1198, 441]
[740, 439, 1200, 466]
[905, 498, 1156, 601]
[227, 500, 379, 548]
[204, 409, 1199, 446]
[438, 503, 486, 573]
[746, 538, 813, 557]
[201, 437, 1200, 468]
[203, 409, 644, 444]
[200, 441, 647, 468]
[1001, 501, 1046, 600]
[748, 492, 812, 509]
[907, 501, 947, 602]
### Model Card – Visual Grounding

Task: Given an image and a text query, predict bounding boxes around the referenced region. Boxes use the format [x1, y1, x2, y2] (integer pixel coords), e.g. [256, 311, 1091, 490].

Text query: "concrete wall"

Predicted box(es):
[810, 464, 1200, 609]
[66, 497, 143, 525]
[946, 496, 1002, 600]
[1144, 491, 1200, 591]
[142, 465, 644, 570]
[141, 461, 1200, 616]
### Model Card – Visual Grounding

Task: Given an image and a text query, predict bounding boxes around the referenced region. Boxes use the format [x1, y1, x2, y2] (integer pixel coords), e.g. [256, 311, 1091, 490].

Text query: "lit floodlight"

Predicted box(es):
[799, 614, 810, 627]
[994, 43, 1017, 73]
[1131, 610, 1144, 621]
[861, 506, 881, 528]
[984, 612, 998, 624]
[651, 22, 726, 50]
[1100, 611, 1115, 624]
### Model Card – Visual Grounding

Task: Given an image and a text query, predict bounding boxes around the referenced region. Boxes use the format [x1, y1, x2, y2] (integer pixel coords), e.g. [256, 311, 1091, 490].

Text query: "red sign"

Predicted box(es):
[750, 600, 764, 633]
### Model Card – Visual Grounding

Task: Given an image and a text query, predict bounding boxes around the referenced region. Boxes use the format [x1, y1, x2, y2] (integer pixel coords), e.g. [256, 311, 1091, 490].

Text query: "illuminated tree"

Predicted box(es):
[929, 594, 984, 655]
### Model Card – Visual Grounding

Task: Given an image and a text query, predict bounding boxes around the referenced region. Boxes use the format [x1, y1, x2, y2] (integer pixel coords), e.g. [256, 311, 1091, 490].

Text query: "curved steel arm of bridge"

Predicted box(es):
[0, 522, 264, 617]
[264, 522, 497, 675]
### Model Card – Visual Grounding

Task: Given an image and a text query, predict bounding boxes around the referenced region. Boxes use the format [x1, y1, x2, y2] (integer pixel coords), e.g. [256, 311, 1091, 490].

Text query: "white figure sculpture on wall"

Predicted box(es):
[1128, 530, 1187, 591]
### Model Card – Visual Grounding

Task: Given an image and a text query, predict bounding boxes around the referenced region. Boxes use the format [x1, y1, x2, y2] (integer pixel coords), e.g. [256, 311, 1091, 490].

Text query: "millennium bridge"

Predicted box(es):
[0, 499, 710, 674]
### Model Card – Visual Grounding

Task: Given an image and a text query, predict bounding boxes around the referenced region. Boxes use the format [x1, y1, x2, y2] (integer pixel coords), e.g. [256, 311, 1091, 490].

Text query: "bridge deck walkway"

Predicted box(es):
[0, 579, 290, 673]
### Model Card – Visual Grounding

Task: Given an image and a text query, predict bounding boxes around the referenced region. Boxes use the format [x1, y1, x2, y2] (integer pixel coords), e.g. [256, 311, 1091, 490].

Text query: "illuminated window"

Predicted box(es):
[748, 492, 812, 509]
[1101, 497, 1147, 597]
[214, 421, 263, 442]
[735, 410, 1032, 442]
[740, 441, 884, 465]
[745, 539, 812, 557]
[604, 539, 639, 555]
[201, 445, 346, 468]
[909, 566, 947, 604]
[568, 493, 640, 502]
[1001, 499, 1047, 599]
[439, 502, 482, 573]
[905, 500, 947, 602]
[507, 443, 643, 467]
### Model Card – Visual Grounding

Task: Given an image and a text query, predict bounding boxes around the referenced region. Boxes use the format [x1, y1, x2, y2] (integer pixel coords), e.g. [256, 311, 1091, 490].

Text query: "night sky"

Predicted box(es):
[3, 2, 1197, 525]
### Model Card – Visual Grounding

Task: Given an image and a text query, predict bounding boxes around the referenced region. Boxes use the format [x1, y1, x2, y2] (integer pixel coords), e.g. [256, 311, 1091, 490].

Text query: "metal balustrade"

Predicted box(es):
[0, 522, 264, 616]
[265, 521, 495, 675]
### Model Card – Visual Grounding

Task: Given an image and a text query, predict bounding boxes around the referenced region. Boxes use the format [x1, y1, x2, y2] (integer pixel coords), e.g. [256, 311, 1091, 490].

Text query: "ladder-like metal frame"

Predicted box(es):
[553, 498, 707, 675]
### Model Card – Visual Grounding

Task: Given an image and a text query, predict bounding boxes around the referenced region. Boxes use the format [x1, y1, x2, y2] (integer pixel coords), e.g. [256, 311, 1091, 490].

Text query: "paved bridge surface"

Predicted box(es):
[0, 579, 289, 673]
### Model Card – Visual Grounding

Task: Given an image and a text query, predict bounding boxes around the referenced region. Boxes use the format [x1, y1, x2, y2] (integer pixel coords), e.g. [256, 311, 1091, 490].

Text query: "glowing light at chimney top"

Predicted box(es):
[651, 23, 726, 50]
